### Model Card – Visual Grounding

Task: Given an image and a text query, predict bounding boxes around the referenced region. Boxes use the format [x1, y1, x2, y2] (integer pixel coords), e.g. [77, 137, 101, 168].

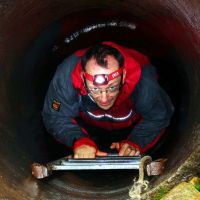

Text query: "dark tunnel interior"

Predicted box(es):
[0, 1, 200, 200]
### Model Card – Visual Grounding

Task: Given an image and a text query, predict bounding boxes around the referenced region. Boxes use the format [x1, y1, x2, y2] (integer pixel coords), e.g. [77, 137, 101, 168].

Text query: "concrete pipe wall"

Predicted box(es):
[0, 0, 200, 199]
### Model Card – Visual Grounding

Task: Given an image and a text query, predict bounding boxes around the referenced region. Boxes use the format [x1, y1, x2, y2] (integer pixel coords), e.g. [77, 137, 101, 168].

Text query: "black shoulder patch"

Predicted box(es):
[52, 100, 61, 111]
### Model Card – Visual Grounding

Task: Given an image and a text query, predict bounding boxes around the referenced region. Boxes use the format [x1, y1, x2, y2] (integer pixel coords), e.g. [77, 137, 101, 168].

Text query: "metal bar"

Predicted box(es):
[48, 155, 141, 170]
[32, 155, 165, 179]
[67, 156, 140, 162]
[51, 164, 140, 170]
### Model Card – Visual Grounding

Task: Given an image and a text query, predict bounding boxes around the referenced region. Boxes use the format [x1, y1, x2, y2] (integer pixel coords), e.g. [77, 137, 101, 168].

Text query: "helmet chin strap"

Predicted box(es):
[84, 68, 124, 86]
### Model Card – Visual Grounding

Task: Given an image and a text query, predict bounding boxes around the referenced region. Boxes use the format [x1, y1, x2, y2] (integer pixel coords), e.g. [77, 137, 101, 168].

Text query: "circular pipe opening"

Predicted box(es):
[0, 1, 200, 199]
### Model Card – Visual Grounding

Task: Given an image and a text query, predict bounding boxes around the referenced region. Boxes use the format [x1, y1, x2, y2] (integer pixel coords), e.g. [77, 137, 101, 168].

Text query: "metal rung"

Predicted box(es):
[49, 155, 141, 170]
[32, 155, 167, 179]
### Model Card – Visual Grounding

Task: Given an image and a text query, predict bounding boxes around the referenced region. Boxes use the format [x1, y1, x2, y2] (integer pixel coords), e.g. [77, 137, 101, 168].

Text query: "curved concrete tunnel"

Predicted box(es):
[0, 0, 200, 199]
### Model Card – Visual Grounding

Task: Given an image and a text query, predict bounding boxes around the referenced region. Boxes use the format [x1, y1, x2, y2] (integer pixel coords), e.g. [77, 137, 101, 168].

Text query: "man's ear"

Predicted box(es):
[122, 69, 126, 84]
[81, 71, 87, 88]
[80, 71, 84, 81]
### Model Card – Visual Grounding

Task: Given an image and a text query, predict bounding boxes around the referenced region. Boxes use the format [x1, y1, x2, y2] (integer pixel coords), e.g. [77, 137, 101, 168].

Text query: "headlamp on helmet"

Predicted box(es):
[84, 68, 123, 86]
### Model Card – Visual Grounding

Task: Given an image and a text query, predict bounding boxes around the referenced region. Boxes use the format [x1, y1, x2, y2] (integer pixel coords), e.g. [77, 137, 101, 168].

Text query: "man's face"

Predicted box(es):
[84, 55, 124, 110]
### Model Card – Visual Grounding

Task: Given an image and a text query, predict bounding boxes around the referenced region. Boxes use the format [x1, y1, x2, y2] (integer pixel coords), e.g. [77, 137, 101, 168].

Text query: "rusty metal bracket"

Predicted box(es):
[146, 158, 167, 176]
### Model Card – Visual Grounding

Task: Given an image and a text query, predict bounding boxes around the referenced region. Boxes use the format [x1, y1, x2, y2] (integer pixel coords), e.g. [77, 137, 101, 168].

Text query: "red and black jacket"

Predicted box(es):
[42, 42, 174, 153]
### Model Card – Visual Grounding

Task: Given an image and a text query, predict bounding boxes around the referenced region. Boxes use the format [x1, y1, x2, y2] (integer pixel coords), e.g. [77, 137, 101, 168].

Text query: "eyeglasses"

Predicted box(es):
[87, 85, 121, 95]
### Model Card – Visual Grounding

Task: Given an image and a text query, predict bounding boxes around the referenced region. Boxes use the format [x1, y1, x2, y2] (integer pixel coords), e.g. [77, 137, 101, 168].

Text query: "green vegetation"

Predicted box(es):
[153, 187, 169, 200]
[194, 183, 200, 192]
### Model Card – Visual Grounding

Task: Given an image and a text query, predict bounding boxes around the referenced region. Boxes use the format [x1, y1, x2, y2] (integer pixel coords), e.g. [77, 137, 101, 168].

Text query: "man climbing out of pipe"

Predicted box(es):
[42, 41, 174, 158]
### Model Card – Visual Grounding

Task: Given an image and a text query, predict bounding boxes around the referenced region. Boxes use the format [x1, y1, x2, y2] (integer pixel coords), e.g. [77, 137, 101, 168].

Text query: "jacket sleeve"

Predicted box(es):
[42, 55, 95, 148]
[127, 64, 174, 153]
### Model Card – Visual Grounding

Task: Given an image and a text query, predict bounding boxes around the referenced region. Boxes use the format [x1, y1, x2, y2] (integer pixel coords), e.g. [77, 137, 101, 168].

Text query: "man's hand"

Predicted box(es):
[110, 142, 140, 156]
[74, 145, 107, 158]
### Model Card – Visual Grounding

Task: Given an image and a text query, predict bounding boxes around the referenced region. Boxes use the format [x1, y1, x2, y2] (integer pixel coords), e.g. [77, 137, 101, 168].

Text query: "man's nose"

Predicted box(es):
[99, 91, 108, 102]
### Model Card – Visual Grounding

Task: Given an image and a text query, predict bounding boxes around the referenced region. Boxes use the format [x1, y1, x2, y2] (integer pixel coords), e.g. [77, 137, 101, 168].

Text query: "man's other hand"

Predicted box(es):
[110, 142, 140, 156]
[74, 145, 107, 158]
